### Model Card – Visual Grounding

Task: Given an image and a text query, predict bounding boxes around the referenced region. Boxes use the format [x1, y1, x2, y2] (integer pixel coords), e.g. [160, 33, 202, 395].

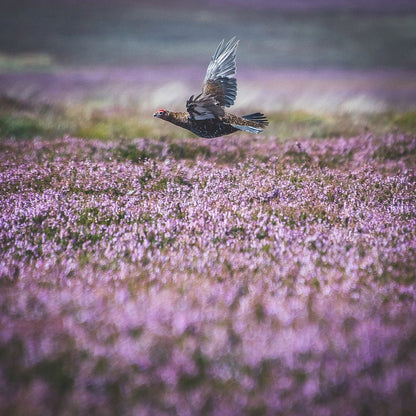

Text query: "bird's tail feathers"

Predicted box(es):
[242, 112, 269, 127]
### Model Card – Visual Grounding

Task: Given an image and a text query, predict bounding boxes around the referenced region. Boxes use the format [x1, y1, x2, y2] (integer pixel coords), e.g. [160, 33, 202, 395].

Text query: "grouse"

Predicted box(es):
[153, 37, 268, 138]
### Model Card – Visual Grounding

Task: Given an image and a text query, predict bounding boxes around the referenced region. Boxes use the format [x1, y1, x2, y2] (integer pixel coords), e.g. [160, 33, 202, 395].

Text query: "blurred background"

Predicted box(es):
[1, 0, 416, 139]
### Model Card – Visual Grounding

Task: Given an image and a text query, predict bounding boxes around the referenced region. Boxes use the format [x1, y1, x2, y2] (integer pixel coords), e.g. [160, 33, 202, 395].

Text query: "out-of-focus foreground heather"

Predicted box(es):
[0, 1, 416, 415]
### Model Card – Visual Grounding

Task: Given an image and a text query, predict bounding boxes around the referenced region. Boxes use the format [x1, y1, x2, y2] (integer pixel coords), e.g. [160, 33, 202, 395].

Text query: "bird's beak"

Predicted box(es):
[153, 112, 157, 117]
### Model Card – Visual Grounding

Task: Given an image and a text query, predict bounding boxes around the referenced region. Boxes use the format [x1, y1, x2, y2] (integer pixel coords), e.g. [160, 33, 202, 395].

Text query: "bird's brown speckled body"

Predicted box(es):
[156, 110, 268, 138]
[153, 38, 268, 138]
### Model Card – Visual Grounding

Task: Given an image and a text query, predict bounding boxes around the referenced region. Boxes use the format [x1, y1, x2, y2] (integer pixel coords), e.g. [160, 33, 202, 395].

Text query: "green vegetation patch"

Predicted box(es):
[1, 95, 416, 142]
[0, 114, 45, 138]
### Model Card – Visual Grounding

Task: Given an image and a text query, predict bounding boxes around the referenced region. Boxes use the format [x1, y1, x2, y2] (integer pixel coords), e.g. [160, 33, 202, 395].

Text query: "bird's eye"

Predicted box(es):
[158, 109, 165, 115]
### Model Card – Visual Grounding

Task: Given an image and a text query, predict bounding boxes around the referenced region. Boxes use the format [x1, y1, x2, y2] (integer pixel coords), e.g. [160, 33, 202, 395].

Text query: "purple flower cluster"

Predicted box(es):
[0, 134, 415, 415]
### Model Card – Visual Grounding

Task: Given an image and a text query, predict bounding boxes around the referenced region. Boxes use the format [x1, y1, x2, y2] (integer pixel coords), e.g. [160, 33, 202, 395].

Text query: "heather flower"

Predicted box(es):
[0, 134, 415, 415]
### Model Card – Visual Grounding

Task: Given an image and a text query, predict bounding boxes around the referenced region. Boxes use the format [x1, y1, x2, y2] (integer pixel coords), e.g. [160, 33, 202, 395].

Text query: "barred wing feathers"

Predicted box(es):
[203, 37, 239, 108]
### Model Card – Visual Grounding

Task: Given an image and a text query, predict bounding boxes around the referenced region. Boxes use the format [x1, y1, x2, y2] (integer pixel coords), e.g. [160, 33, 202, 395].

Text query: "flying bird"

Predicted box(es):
[153, 37, 268, 138]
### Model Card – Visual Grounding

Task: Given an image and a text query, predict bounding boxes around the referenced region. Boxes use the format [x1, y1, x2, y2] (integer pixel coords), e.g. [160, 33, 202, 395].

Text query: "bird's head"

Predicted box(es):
[153, 109, 168, 119]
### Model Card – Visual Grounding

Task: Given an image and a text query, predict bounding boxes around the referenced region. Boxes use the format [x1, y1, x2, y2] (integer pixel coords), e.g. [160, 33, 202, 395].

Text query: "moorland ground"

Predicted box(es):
[1, 100, 415, 414]
[1, 1, 416, 414]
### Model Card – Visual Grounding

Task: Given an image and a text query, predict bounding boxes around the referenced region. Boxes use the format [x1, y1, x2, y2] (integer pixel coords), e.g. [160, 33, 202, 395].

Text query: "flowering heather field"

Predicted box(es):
[0, 131, 415, 415]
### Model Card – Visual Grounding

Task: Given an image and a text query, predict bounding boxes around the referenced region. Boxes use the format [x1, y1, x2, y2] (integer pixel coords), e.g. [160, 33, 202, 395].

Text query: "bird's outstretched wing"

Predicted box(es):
[186, 93, 225, 120]
[202, 37, 239, 108]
